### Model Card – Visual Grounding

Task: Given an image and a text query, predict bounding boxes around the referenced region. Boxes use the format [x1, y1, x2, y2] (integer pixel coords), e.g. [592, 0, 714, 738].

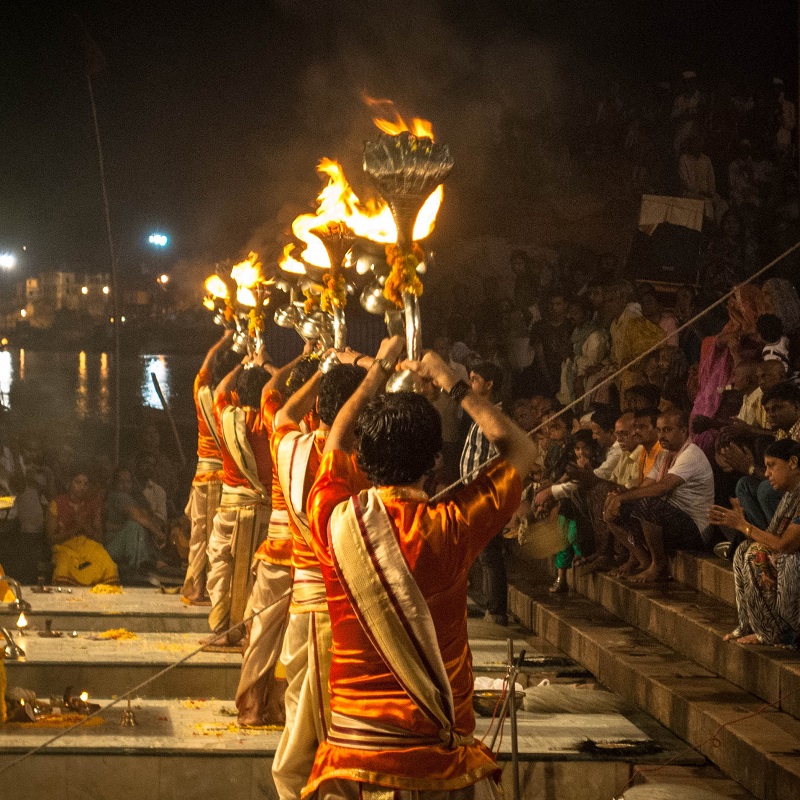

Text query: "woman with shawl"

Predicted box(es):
[690, 284, 765, 456]
[709, 438, 800, 646]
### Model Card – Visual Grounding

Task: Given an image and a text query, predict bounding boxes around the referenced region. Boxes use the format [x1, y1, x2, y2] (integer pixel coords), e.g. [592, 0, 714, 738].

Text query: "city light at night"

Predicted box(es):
[148, 233, 169, 247]
[0, 253, 17, 269]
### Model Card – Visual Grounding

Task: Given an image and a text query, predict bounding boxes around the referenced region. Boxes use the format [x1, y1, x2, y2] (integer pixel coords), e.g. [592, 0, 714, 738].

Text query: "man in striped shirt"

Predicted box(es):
[459, 361, 508, 624]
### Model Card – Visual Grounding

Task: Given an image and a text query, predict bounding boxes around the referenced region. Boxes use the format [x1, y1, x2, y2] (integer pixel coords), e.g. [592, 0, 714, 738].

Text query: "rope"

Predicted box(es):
[0, 606, 268, 777]
[431, 239, 800, 502]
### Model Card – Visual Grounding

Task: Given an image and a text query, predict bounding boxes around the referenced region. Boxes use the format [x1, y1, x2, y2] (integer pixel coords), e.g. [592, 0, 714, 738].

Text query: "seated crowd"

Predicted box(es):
[0, 420, 185, 586]
[433, 267, 800, 648]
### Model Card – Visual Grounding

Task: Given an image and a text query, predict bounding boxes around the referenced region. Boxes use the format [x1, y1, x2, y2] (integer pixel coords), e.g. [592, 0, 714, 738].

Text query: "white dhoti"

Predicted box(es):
[206, 489, 269, 636]
[235, 559, 292, 722]
[272, 605, 332, 800]
[182, 477, 222, 604]
[307, 776, 502, 800]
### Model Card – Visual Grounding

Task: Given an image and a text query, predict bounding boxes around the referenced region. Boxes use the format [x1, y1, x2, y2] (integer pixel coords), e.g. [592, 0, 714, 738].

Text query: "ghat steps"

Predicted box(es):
[509, 550, 800, 800]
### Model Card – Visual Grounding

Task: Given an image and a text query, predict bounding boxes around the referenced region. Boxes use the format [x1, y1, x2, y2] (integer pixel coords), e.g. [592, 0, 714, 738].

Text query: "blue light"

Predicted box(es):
[148, 233, 169, 247]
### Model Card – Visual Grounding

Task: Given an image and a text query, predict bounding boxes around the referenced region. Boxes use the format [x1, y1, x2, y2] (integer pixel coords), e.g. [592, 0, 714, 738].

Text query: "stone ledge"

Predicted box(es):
[669, 551, 735, 608]
[509, 583, 800, 800]
[572, 568, 800, 722]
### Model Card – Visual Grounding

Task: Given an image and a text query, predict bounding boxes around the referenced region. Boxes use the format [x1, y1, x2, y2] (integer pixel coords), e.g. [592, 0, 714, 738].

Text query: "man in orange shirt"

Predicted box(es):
[236, 352, 319, 726]
[271, 359, 367, 800]
[182, 330, 239, 605]
[206, 349, 275, 649]
[303, 338, 537, 799]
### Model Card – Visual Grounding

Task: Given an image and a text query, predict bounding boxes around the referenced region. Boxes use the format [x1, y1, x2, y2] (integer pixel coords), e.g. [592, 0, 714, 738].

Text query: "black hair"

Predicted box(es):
[659, 382, 691, 413]
[569, 296, 595, 319]
[318, 364, 367, 426]
[236, 366, 269, 408]
[355, 392, 443, 486]
[658, 408, 690, 430]
[209, 347, 242, 390]
[762, 381, 800, 406]
[285, 354, 319, 398]
[625, 383, 662, 407]
[591, 405, 620, 433]
[633, 407, 660, 428]
[764, 438, 800, 462]
[547, 405, 575, 430]
[470, 361, 503, 397]
[756, 313, 785, 343]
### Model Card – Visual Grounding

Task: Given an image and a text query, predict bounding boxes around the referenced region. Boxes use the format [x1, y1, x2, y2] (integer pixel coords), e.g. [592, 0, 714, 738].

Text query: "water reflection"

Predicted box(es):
[99, 352, 110, 418]
[142, 355, 169, 410]
[77, 351, 88, 418]
[0, 350, 195, 427]
[0, 351, 11, 408]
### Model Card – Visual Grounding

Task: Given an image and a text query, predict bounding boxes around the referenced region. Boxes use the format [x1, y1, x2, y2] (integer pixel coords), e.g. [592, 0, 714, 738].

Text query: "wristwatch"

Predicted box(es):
[376, 357, 396, 374]
[449, 379, 470, 403]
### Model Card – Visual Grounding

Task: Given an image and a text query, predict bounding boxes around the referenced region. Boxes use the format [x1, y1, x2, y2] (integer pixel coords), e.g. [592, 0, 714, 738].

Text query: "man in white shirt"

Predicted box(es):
[604, 410, 713, 583]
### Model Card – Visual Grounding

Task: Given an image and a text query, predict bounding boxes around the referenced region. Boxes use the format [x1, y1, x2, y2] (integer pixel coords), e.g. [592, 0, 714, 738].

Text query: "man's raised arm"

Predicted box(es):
[402, 351, 538, 480]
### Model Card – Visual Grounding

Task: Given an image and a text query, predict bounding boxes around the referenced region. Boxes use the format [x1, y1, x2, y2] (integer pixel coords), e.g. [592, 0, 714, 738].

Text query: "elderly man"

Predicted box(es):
[303, 338, 537, 799]
[604, 410, 713, 583]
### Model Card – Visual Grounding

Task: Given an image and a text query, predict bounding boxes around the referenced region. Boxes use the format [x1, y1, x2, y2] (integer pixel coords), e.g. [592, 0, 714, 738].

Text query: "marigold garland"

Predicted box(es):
[248, 308, 265, 336]
[223, 305, 235, 322]
[303, 290, 320, 314]
[320, 271, 347, 314]
[384, 243, 425, 308]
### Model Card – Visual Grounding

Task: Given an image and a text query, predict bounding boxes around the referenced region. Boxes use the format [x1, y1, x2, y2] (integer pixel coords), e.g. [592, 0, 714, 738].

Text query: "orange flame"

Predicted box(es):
[290, 159, 442, 267]
[230, 253, 261, 288]
[362, 94, 434, 140]
[278, 243, 307, 275]
[204, 275, 228, 299]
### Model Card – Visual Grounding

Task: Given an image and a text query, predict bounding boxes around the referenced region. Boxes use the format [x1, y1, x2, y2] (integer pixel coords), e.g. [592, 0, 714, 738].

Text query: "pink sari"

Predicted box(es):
[691, 285, 765, 453]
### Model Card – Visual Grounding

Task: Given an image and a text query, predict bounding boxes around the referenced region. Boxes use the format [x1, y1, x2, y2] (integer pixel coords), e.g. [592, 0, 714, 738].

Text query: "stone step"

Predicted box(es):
[0, 696, 704, 800]
[509, 582, 800, 800]
[1, 586, 209, 633]
[571, 568, 800, 723]
[669, 551, 736, 608]
[631, 765, 759, 799]
[3, 632, 242, 699]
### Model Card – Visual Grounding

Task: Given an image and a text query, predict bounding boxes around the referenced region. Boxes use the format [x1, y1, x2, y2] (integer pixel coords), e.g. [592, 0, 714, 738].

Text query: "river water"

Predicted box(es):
[0, 348, 203, 458]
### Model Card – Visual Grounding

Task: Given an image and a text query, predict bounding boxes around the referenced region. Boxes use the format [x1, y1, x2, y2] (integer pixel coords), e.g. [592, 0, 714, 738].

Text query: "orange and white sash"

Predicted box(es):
[197, 385, 222, 452]
[275, 429, 324, 546]
[328, 489, 470, 750]
[220, 405, 267, 497]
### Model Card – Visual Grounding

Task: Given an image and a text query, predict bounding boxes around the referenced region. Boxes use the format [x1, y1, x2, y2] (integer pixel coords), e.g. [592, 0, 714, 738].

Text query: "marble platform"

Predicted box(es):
[0, 696, 701, 800]
[1, 587, 208, 632]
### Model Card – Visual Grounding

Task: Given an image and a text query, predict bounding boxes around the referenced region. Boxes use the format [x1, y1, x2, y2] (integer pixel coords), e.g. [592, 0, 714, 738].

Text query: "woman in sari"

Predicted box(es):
[104, 467, 165, 578]
[46, 470, 118, 586]
[709, 438, 800, 646]
[691, 284, 766, 458]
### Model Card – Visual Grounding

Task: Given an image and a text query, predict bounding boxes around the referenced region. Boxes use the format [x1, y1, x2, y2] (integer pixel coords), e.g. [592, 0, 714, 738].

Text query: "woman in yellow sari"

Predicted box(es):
[45, 471, 118, 586]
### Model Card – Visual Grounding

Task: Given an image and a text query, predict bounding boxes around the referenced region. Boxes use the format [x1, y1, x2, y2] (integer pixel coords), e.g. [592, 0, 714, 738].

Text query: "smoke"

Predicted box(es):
[242, 0, 591, 294]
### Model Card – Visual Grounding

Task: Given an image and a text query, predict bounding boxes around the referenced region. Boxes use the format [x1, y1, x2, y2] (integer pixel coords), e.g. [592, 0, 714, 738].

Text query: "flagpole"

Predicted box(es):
[86, 72, 122, 465]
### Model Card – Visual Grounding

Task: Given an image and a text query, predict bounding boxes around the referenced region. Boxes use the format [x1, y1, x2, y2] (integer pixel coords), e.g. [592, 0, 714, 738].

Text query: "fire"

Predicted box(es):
[204, 275, 228, 299]
[202, 296, 216, 311]
[290, 159, 441, 267]
[230, 253, 261, 288]
[363, 94, 434, 140]
[236, 286, 257, 307]
[279, 243, 309, 275]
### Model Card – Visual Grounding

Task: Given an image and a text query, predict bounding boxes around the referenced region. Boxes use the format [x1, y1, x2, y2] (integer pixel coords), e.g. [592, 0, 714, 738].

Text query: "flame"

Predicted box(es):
[362, 94, 434, 140]
[204, 275, 228, 299]
[236, 286, 257, 307]
[279, 244, 308, 275]
[16, 611, 27, 629]
[202, 296, 216, 311]
[291, 159, 441, 264]
[412, 185, 443, 241]
[79, 691, 89, 703]
[230, 253, 261, 288]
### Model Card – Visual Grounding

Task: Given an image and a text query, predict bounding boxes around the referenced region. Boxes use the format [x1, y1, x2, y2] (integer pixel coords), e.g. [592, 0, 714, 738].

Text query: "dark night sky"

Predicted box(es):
[1, 0, 796, 278]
